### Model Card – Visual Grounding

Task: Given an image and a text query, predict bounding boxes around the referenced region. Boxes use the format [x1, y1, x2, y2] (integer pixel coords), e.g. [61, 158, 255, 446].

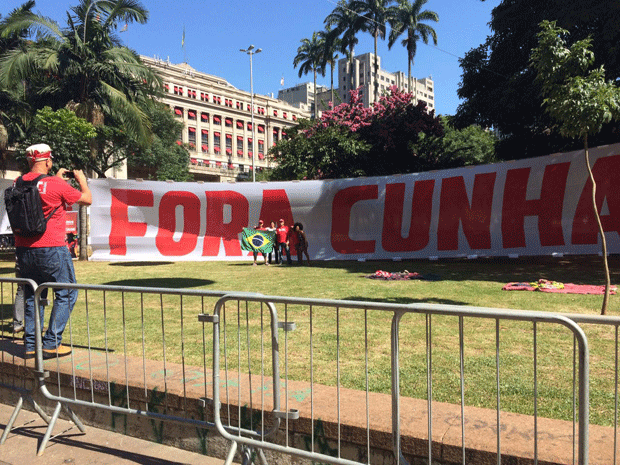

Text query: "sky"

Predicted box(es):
[2, 0, 500, 116]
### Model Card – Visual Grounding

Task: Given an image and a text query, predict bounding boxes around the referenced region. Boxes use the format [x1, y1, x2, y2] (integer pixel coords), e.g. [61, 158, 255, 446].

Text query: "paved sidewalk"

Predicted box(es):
[0, 402, 231, 465]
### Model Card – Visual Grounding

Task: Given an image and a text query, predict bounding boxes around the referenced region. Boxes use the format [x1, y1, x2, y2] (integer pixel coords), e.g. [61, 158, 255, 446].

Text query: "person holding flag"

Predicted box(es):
[240, 220, 275, 266]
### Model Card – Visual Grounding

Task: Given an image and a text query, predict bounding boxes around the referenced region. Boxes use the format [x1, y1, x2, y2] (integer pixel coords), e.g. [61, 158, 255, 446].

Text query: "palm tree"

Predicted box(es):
[0, 0, 162, 260]
[0, 1, 36, 169]
[387, 0, 438, 95]
[318, 27, 341, 109]
[293, 32, 326, 119]
[324, 0, 365, 101]
[0, 0, 161, 150]
[351, 0, 393, 102]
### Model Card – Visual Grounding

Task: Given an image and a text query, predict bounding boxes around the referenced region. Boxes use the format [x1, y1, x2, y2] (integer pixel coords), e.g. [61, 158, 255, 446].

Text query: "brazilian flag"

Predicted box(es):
[241, 228, 276, 254]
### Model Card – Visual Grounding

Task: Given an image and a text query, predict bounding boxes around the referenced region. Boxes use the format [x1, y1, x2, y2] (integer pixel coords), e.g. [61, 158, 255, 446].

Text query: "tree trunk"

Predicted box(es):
[584, 135, 610, 314]
[79, 203, 89, 261]
[373, 34, 379, 102]
[331, 62, 335, 109]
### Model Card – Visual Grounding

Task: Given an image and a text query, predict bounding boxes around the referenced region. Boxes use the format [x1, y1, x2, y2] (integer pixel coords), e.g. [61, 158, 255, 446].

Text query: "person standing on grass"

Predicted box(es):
[14, 144, 92, 359]
[276, 218, 292, 265]
[267, 220, 279, 264]
[252, 219, 269, 266]
[293, 222, 310, 265]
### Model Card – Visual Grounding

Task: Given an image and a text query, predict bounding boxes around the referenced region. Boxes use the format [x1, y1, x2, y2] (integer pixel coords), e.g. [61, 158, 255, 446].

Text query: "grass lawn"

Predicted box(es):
[1, 253, 618, 426]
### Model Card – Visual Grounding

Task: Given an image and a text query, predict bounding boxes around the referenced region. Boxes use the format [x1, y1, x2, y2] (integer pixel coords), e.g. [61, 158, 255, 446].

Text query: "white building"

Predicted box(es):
[144, 56, 310, 182]
[279, 52, 435, 115]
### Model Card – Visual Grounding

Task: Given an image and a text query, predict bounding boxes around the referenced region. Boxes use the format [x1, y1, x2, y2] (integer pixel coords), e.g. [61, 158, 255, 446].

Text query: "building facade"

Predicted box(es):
[277, 82, 327, 117]
[337, 52, 435, 110]
[279, 52, 435, 115]
[143, 56, 310, 182]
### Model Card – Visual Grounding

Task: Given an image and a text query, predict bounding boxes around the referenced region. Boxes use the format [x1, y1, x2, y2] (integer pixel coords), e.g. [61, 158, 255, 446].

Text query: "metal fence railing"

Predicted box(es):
[202, 294, 590, 465]
[0, 277, 56, 445]
[0, 280, 600, 464]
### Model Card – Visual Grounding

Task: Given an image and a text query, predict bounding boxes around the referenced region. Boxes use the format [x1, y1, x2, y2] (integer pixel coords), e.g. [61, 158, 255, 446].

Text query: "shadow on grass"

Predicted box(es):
[310, 255, 620, 285]
[103, 277, 214, 288]
[109, 262, 175, 267]
[344, 295, 470, 306]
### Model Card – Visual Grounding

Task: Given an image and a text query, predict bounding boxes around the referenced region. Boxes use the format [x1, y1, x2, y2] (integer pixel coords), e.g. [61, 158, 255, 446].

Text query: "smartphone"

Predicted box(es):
[64, 171, 75, 179]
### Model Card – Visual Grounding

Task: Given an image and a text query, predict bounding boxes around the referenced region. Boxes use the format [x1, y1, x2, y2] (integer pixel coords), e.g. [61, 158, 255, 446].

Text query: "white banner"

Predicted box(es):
[82, 144, 620, 261]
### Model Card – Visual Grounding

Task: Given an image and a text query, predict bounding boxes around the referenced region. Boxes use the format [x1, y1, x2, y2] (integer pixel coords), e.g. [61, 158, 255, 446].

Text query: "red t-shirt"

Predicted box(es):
[14, 172, 83, 248]
[276, 225, 291, 243]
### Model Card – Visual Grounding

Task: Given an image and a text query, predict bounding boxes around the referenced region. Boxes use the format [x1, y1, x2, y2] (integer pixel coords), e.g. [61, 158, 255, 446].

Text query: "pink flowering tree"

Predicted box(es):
[269, 86, 444, 179]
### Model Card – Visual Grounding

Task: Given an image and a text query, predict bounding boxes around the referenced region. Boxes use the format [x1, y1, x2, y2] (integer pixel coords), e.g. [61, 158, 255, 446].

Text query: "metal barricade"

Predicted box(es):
[0, 277, 53, 445]
[559, 313, 620, 465]
[202, 294, 589, 465]
[29, 283, 289, 461]
[2, 279, 595, 464]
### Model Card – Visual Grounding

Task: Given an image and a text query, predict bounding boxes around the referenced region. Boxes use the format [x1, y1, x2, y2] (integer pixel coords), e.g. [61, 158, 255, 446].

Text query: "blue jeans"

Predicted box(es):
[16, 246, 78, 352]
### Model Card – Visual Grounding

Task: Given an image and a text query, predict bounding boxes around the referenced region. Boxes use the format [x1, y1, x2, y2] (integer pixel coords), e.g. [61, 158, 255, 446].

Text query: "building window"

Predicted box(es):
[201, 112, 209, 122]
[188, 127, 196, 148]
[164, 83, 169, 92]
[213, 115, 221, 125]
[174, 107, 183, 117]
[258, 140, 264, 159]
[236, 120, 243, 129]
[188, 110, 196, 120]
[273, 110, 278, 117]
[200, 92, 209, 102]
[247, 138, 253, 157]
[201, 129, 208, 152]
[258, 124, 265, 133]
[213, 132, 221, 153]
[225, 133, 232, 155]
[247, 122, 252, 131]
[237, 136, 243, 156]
[188, 89, 197, 99]
[225, 117, 232, 128]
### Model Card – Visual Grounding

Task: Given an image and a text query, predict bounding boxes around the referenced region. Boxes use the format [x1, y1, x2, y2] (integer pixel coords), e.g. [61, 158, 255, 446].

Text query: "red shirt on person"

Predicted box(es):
[13, 172, 83, 248]
[276, 225, 291, 243]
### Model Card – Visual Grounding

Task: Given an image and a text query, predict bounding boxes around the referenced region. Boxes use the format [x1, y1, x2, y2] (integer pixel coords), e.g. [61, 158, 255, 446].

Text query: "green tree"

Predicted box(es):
[129, 102, 190, 181]
[387, 0, 438, 93]
[19, 106, 96, 172]
[0, 0, 161, 151]
[269, 119, 371, 180]
[0, 1, 36, 165]
[531, 20, 620, 315]
[413, 116, 496, 170]
[270, 87, 444, 180]
[455, 0, 620, 161]
[293, 32, 326, 119]
[350, 0, 393, 101]
[1, 0, 162, 260]
[324, 0, 365, 101]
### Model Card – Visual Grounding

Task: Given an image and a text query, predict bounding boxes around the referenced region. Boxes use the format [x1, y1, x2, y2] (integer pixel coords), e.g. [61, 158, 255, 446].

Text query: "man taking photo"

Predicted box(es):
[14, 143, 92, 359]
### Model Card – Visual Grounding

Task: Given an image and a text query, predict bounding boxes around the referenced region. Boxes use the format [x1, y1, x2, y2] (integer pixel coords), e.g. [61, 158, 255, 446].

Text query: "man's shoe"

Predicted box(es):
[42, 345, 72, 359]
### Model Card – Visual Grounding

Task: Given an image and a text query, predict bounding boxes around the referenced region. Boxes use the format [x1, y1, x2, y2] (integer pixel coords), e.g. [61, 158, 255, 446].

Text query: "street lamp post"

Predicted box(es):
[240, 45, 262, 182]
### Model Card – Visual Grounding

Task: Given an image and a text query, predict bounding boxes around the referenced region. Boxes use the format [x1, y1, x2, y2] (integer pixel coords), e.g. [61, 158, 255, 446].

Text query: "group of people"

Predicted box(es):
[252, 218, 310, 266]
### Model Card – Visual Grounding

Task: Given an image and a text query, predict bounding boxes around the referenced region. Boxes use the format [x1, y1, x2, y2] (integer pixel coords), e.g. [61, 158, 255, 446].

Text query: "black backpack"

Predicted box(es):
[4, 175, 59, 237]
